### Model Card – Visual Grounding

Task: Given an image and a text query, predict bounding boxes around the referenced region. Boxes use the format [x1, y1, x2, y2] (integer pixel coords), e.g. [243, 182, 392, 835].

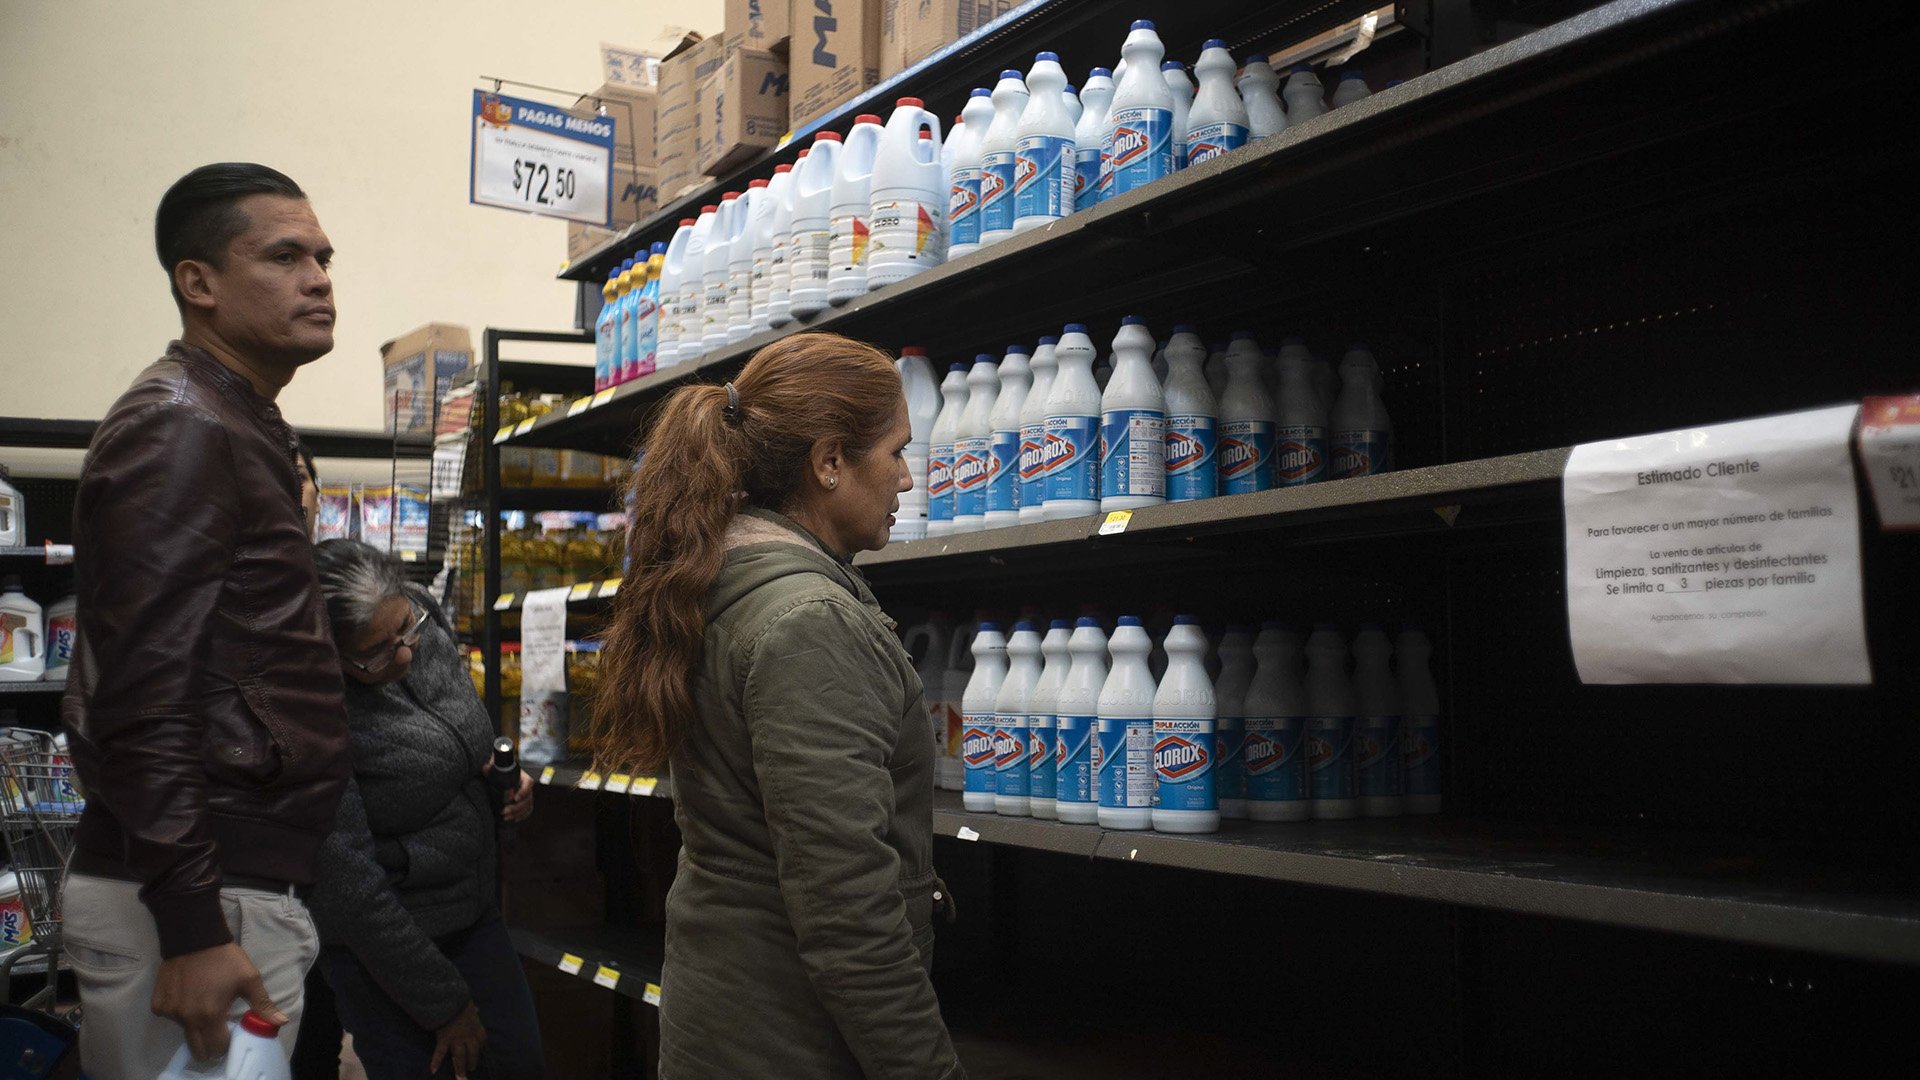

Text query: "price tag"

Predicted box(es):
[569, 397, 594, 417]
[605, 773, 632, 794]
[493, 594, 515, 611]
[568, 582, 596, 601]
[43, 543, 74, 566]
[577, 771, 603, 791]
[470, 90, 615, 226]
[515, 418, 537, 435]
[493, 426, 515, 444]
[1098, 510, 1133, 536]
[643, 983, 662, 1005]
[539, 766, 556, 785]
[400, 550, 419, 562]
[593, 965, 621, 990]
[956, 826, 981, 842]
[630, 776, 658, 797]
[1859, 395, 1920, 531]
[600, 578, 622, 597]
[557, 953, 584, 975]
[593, 387, 618, 407]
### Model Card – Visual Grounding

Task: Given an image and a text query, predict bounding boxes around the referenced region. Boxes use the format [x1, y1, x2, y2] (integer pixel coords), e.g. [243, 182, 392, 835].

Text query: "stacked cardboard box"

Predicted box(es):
[789, 0, 883, 129]
[657, 35, 728, 198]
[881, 1, 1011, 81]
[728, 0, 792, 54]
[697, 48, 791, 175]
[381, 324, 473, 435]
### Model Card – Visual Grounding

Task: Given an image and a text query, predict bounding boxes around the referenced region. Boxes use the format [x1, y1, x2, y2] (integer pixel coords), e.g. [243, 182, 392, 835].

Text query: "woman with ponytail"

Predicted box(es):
[594, 332, 964, 1079]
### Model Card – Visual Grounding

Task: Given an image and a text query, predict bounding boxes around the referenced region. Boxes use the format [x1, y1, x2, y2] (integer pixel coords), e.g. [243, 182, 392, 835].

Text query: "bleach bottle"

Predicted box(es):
[1043, 324, 1102, 520]
[1274, 337, 1328, 486]
[1017, 336, 1059, 524]
[938, 617, 983, 789]
[952, 355, 1000, 534]
[869, 97, 947, 288]
[1100, 316, 1166, 510]
[1353, 624, 1402, 818]
[1243, 621, 1309, 821]
[766, 160, 799, 328]
[985, 345, 1031, 528]
[158, 1012, 289, 1080]
[894, 347, 940, 541]
[994, 622, 1043, 816]
[753, 164, 794, 333]
[656, 218, 696, 367]
[901, 613, 954, 772]
[788, 131, 842, 319]
[728, 182, 763, 342]
[593, 268, 620, 391]
[1096, 616, 1156, 831]
[1027, 619, 1070, 819]
[1332, 345, 1393, 478]
[1330, 68, 1373, 108]
[1161, 61, 1194, 170]
[947, 88, 995, 259]
[632, 242, 665, 379]
[1063, 83, 1082, 126]
[927, 362, 969, 538]
[1054, 617, 1108, 824]
[1283, 64, 1327, 124]
[1238, 54, 1287, 139]
[1211, 625, 1256, 819]
[1204, 340, 1229, 399]
[941, 111, 964, 182]
[1013, 52, 1076, 234]
[701, 193, 740, 352]
[977, 69, 1029, 246]
[0, 577, 45, 681]
[1304, 624, 1357, 820]
[1106, 21, 1175, 196]
[960, 622, 1008, 812]
[1219, 331, 1274, 495]
[1186, 40, 1249, 166]
[1073, 68, 1114, 211]
[1152, 616, 1218, 834]
[829, 114, 885, 305]
[1162, 325, 1217, 502]
[1398, 626, 1442, 814]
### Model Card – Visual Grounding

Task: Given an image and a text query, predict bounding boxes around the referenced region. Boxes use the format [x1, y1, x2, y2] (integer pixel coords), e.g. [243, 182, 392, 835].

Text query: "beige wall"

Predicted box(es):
[0, 0, 720, 431]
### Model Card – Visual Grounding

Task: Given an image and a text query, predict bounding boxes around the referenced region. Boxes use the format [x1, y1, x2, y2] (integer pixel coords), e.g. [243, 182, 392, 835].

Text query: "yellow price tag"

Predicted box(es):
[592, 387, 618, 406]
[592, 965, 621, 989]
[539, 766, 555, 785]
[643, 982, 662, 1005]
[492, 594, 515, 611]
[605, 773, 632, 794]
[630, 776, 658, 797]
[1097, 510, 1134, 536]
[493, 426, 514, 444]
[557, 953, 584, 975]
[601, 578, 622, 597]
[577, 771, 603, 791]
[568, 396, 594, 417]
[514, 417, 537, 435]
[568, 581, 596, 601]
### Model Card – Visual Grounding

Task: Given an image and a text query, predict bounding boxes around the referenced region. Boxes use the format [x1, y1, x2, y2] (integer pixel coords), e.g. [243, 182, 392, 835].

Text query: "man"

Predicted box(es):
[61, 163, 352, 1078]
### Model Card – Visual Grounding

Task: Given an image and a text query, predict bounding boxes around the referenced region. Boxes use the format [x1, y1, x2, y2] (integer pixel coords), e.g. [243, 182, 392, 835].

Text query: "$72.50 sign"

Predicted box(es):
[470, 90, 613, 226]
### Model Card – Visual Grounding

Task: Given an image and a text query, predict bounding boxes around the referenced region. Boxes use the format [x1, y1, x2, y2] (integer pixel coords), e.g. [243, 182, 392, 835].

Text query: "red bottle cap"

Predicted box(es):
[679, 218, 696, 227]
[774, 163, 793, 173]
[855, 114, 883, 126]
[813, 130, 842, 143]
[700, 205, 719, 213]
[722, 191, 740, 201]
[749, 178, 769, 188]
[897, 97, 924, 108]
[239, 1011, 281, 1038]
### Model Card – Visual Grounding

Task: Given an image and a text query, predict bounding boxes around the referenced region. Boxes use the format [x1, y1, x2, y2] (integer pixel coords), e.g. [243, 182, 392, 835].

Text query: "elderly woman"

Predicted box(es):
[307, 539, 542, 1079]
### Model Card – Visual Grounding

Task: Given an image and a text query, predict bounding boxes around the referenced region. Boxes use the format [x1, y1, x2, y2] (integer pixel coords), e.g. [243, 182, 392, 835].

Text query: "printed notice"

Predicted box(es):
[1564, 404, 1868, 685]
[1858, 395, 1920, 530]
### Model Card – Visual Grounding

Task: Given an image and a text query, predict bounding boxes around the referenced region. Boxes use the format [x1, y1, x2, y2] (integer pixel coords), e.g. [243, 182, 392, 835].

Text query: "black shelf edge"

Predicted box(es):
[931, 791, 1920, 966]
[492, 577, 623, 612]
[481, 486, 618, 513]
[533, 757, 670, 800]
[508, 925, 662, 1005]
[0, 546, 51, 559]
[0, 416, 431, 459]
[0, 681, 65, 695]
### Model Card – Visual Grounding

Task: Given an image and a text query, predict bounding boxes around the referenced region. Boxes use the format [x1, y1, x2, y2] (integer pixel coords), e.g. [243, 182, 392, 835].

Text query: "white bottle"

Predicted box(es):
[1219, 331, 1274, 495]
[1332, 344, 1393, 479]
[1283, 64, 1327, 124]
[1238, 54, 1287, 139]
[1099, 316, 1166, 511]
[1017, 336, 1059, 524]
[1013, 52, 1077, 234]
[1312, 349, 1339, 420]
[894, 347, 939, 542]
[868, 97, 948, 289]
[1186, 40, 1250, 167]
[1073, 68, 1114, 211]
[941, 112, 964, 183]
[985, 345, 1031, 529]
[1243, 621, 1310, 821]
[0, 465, 18, 547]
[947, 88, 996, 260]
[902, 613, 954, 776]
[1204, 340, 1229, 399]
[1152, 616, 1218, 834]
[1043, 324, 1102, 520]
[42, 593, 76, 683]
[1161, 325, 1217, 503]
[728, 182, 763, 342]
[1160, 61, 1194, 170]
[1054, 617, 1109, 824]
[766, 159, 800, 328]
[1305, 624, 1356, 820]
[678, 204, 717, 356]
[1027, 619, 1070, 820]
[0, 576, 45, 681]
[993, 622, 1043, 816]
[1274, 337, 1329, 486]
[952, 356, 1000, 534]
[1096, 616, 1156, 831]
[750, 169, 790, 335]
[701, 193, 741, 352]
[977, 69, 1030, 246]
[655, 217, 696, 367]
[937, 617, 981, 790]
[1106, 21, 1176, 196]
[960, 622, 1008, 812]
[1352, 624, 1402, 818]
[927, 362, 969, 538]
[1211, 625, 1255, 819]
[159, 1012, 290, 1080]
[1330, 68, 1373, 108]
[829, 114, 885, 305]
[788, 131, 843, 319]
[1151, 339, 1169, 387]
[1398, 626, 1442, 814]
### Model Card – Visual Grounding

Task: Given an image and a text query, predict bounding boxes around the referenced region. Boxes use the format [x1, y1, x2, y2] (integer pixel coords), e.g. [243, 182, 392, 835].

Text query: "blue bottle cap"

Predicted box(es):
[970, 87, 992, 97]
[1063, 322, 1088, 333]
[1014, 619, 1037, 632]
[1091, 67, 1112, 78]
[1173, 615, 1199, 625]
[1161, 61, 1184, 72]
[1130, 20, 1156, 31]
[1064, 85, 1078, 95]
[606, 268, 620, 280]
[1246, 54, 1269, 65]
[1172, 323, 1197, 334]
[1203, 38, 1227, 50]
[1312, 622, 1341, 632]
[1038, 335, 1059, 345]
[1342, 69, 1367, 81]
[1036, 51, 1059, 63]
[1291, 63, 1312, 73]
[949, 362, 967, 373]
[651, 241, 667, 255]
[1230, 329, 1258, 342]
[1050, 619, 1071, 629]
[620, 258, 634, 269]
[1006, 345, 1030, 355]
[974, 354, 996, 365]
[1121, 315, 1146, 326]
[1075, 616, 1101, 628]
[978, 621, 1001, 633]
[1283, 335, 1306, 345]
[1117, 615, 1144, 627]
[1000, 69, 1024, 81]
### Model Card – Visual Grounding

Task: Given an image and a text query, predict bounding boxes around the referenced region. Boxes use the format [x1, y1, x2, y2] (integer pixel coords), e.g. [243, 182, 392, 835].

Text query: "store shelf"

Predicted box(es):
[492, 578, 622, 612]
[509, 925, 662, 1005]
[531, 757, 670, 800]
[0, 416, 432, 458]
[0, 681, 64, 695]
[484, 486, 617, 513]
[931, 791, 1920, 966]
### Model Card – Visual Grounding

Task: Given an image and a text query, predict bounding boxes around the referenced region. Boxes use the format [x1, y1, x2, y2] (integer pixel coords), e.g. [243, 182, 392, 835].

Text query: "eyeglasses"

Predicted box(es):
[346, 602, 431, 675]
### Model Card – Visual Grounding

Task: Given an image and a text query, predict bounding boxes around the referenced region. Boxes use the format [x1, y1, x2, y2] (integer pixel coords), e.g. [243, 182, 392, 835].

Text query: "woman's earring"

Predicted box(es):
[827, 476, 838, 489]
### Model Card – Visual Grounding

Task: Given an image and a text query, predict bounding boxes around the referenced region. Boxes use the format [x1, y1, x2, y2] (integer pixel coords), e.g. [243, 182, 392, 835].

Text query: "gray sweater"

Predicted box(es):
[308, 585, 497, 1029]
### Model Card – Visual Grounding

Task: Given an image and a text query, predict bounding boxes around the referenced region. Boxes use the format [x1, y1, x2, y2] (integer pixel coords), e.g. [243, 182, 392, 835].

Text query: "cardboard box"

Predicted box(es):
[696, 49, 790, 175]
[728, 0, 791, 53]
[657, 34, 726, 196]
[789, 0, 882, 130]
[563, 163, 659, 265]
[599, 42, 662, 89]
[881, 1, 1009, 81]
[571, 83, 655, 167]
[568, 223, 618, 267]
[380, 323, 473, 435]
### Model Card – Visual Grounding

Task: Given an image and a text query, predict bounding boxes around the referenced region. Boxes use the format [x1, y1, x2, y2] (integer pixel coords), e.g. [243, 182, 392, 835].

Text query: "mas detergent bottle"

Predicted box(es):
[1013, 52, 1076, 233]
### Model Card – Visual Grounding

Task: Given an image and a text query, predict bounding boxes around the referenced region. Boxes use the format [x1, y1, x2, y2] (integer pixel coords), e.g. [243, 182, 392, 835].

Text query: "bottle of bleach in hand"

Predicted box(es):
[159, 1012, 289, 1079]
[986, 345, 1031, 528]
[1106, 21, 1176, 196]
[1186, 40, 1249, 166]
[1100, 316, 1166, 511]
[1054, 617, 1108, 824]
[927, 362, 969, 537]
[1043, 324, 1102, 520]
[1013, 52, 1077, 234]
[946, 88, 995, 259]
[960, 623, 1008, 812]
[1152, 616, 1218, 833]
[1097, 616, 1156, 831]
[1026, 619, 1070, 819]
[1018, 336, 1059, 524]
[1161, 325, 1217, 502]
[953, 355, 1000, 533]
[868, 98, 947, 288]
[978, 69, 1030, 246]
[994, 622, 1043, 816]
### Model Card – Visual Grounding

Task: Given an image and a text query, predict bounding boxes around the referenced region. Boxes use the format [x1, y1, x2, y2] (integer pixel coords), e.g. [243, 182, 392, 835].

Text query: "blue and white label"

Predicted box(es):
[1305, 716, 1355, 801]
[1014, 134, 1075, 223]
[1243, 716, 1306, 804]
[1044, 414, 1100, 505]
[594, 308, 617, 389]
[1214, 715, 1244, 806]
[1333, 430, 1390, 479]
[1027, 712, 1056, 801]
[962, 712, 997, 797]
[1219, 419, 1274, 494]
[1275, 425, 1327, 486]
[1403, 714, 1441, 799]
[1165, 415, 1217, 502]
[927, 443, 955, 523]
[993, 712, 1029, 799]
[1153, 718, 1216, 811]
[949, 167, 982, 247]
[1074, 146, 1103, 210]
[987, 429, 1020, 513]
[1184, 121, 1248, 167]
[952, 434, 991, 518]
[1105, 106, 1173, 196]
[1099, 409, 1166, 499]
[1096, 716, 1154, 809]
[979, 150, 1016, 235]
[1354, 715, 1402, 799]
[1055, 714, 1096, 805]
[1018, 421, 1048, 508]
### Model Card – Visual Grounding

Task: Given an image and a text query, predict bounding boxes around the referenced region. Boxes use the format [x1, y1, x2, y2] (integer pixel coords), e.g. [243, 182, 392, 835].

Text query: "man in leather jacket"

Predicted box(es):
[59, 163, 353, 1079]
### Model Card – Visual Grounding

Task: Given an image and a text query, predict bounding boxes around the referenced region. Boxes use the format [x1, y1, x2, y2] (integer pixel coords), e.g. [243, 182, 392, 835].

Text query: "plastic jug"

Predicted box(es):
[1238, 54, 1287, 139]
[763, 162, 797, 329]
[946, 88, 996, 260]
[1161, 61, 1195, 170]
[1017, 336, 1059, 524]
[1055, 617, 1109, 823]
[1283, 64, 1327, 124]
[977, 69, 1030, 246]
[42, 594, 75, 683]
[729, 182, 766, 342]
[1026, 620, 1071, 819]
[868, 98, 948, 289]
[0, 576, 44, 681]
[1186, 40, 1250, 166]
[994, 622, 1044, 816]
[702, 193, 742, 352]
[1096, 616, 1156, 831]
[0, 868, 32, 948]
[1219, 331, 1274, 495]
[1043, 324, 1102, 520]
[1274, 338, 1328, 486]
[961, 623, 1009, 812]
[1100, 316, 1166, 512]
[985, 345, 1031, 528]
[1106, 21, 1176, 197]
[952, 355, 1000, 534]
[678, 205, 717, 357]
[1013, 52, 1076, 233]
[1074, 68, 1114, 211]
[656, 217, 697, 368]
[1331, 344, 1393, 478]
[1330, 68, 1373, 108]
[927, 362, 969, 538]
[828, 114, 885, 305]
[1152, 616, 1219, 833]
[1162, 325, 1218, 502]
[788, 131, 842, 319]
[159, 1012, 289, 1079]
[750, 168, 789, 334]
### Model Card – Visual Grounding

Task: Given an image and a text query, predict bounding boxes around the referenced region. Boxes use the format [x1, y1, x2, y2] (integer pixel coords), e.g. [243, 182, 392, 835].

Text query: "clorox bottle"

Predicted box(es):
[947, 88, 995, 259]
[766, 160, 799, 328]
[828, 114, 884, 305]
[1274, 338, 1328, 486]
[1398, 626, 1442, 814]
[1330, 68, 1373, 108]
[869, 98, 947, 289]
[657, 218, 696, 368]
[1043, 324, 1102, 520]
[1027, 619, 1070, 820]
[1211, 625, 1256, 819]
[1161, 61, 1194, 169]
[594, 268, 619, 391]
[1283, 64, 1327, 124]
[1152, 616, 1218, 833]
[1013, 52, 1076, 234]
[1017, 336, 1059, 523]
[928, 362, 969, 538]
[728, 182, 763, 342]
[1100, 316, 1166, 511]
[1063, 83, 1082, 125]
[986, 345, 1031, 528]
[1162, 325, 1217, 502]
[1239, 55, 1287, 139]
[961, 623, 1009, 812]
[1074, 68, 1114, 211]
[1219, 331, 1273, 495]
[994, 622, 1043, 816]
[1244, 621, 1310, 821]
[702, 193, 740, 352]
[1305, 624, 1357, 820]
[1186, 40, 1249, 166]
[788, 131, 842, 319]
[1353, 624, 1402, 818]
[952, 355, 1000, 534]
[1097, 616, 1156, 831]
[1106, 21, 1176, 196]
[1332, 345, 1393, 478]
[1055, 617, 1109, 824]
[978, 69, 1030, 246]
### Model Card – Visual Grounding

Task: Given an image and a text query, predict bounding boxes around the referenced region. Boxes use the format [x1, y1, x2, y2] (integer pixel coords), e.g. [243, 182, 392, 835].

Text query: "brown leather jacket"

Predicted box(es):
[64, 342, 351, 959]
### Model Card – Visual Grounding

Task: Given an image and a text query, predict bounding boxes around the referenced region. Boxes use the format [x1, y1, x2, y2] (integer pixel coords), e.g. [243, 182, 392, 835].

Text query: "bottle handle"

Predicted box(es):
[916, 111, 944, 164]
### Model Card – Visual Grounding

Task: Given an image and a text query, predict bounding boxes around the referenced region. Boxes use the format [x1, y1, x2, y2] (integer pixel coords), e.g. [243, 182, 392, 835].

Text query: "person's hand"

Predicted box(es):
[502, 768, 534, 823]
[431, 1001, 487, 1078]
[151, 942, 285, 1061]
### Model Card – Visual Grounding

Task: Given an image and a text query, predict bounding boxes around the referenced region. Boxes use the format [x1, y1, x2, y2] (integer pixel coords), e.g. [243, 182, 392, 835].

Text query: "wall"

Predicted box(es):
[0, 0, 721, 431]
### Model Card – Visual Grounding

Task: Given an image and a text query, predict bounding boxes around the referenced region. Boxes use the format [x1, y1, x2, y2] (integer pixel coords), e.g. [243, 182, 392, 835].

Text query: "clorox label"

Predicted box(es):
[1214, 715, 1245, 805]
[1185, 121, 1248, 166]
[1099, 408, 1167, 500]
[1153, 718, 1217, 813]
[1355, 715, 1402, 799]
[1075, 146, 1103, 210]
[1305, 716, 1355, 801]
[1333, 431, 1389, 479]
[1219, 420, 1274, 494]
[1165, 416, 1218, 502]
[962, 715, 997, 797]
[1244, 716, 1307, 803]
[953, 436, 991, 518]
[1044, 414, 1100, 504]
[1018, 421, 1048, 504]
[1014, 134, 1075, 223]
[1097, 716, 1154, 809]
[1275, 425, 1328, 485]
[1055, 714, 1096, 804]
[980, 150, 1016, 234]
[928, 446, 955, 524]
[987, 429, 1020, 513]
[1105, 106, 1172, 195]
[949, 167, 982, 246]
[993, 713, 1029, 798]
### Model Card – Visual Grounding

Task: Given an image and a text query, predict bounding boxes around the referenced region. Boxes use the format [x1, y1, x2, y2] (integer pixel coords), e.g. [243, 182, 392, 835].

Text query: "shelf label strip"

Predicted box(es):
[557, 952, 583, 975]
[593, 965, 620, 990]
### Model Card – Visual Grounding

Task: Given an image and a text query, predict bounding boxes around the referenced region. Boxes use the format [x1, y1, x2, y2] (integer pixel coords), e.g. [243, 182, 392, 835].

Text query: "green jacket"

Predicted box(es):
[659, 509, 964, 1080]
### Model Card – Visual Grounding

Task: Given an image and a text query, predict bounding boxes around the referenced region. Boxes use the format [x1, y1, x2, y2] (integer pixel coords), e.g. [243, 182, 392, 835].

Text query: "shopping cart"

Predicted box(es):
[0, 728, 84, 1012]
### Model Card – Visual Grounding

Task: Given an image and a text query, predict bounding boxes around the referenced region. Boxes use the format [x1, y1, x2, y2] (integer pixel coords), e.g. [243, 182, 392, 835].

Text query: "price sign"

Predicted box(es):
[471, 90, 614, 226]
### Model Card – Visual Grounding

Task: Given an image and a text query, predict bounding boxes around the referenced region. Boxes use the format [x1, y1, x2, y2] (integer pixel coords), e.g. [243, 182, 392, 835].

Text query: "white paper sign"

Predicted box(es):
[1858, 395, 1920, 530]
[470, 91, 614, 225]
[1563, 404, 1869, 685]
[519, 587, 571, 746]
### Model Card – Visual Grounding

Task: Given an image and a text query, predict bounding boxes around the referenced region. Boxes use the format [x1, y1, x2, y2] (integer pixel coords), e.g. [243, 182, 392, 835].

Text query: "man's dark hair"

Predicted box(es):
[294, 439, 318, 486]
[155, 163, 306, 308]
